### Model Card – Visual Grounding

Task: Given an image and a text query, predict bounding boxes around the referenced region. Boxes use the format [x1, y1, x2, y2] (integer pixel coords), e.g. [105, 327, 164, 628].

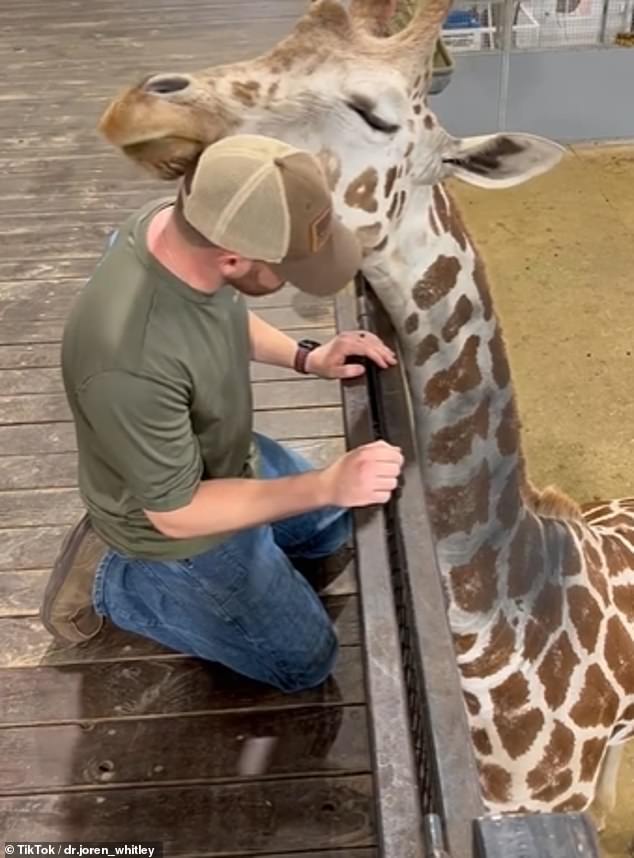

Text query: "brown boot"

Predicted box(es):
[40, 513, 107, 643]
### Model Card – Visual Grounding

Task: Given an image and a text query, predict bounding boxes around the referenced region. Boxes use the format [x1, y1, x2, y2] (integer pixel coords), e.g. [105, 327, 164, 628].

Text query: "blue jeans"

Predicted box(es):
[93, 434, 351, 692]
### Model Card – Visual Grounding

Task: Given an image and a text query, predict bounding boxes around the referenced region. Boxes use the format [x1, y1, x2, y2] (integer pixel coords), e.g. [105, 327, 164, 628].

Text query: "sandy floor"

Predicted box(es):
[451, 144, 634, 857]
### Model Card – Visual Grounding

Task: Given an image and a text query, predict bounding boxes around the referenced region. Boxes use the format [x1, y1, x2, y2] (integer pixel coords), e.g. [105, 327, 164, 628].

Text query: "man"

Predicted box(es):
[42, 133, 404, 693]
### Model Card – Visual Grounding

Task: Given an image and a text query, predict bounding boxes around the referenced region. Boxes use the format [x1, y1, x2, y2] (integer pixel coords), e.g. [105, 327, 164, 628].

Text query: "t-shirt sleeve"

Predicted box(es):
[77, 370, 203, 512]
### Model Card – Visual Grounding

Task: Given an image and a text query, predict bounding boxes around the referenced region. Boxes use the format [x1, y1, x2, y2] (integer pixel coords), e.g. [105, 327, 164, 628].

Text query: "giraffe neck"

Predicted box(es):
[362, 184, 634, 815]
[365, 182, 546, 631]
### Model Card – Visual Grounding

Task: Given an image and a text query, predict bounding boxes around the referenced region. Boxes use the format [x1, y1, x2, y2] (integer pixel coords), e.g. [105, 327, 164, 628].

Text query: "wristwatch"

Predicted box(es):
[294, 338, 321, 375]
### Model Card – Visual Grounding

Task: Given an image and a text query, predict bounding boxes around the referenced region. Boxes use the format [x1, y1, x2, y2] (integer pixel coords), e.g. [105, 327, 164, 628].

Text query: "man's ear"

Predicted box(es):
[217, 253, 251, 279]
[443, 133, 566, 189]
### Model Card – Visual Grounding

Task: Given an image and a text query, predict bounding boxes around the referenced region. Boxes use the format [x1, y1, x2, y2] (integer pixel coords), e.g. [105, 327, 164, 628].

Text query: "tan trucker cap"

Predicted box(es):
[180, 134, 362, 296]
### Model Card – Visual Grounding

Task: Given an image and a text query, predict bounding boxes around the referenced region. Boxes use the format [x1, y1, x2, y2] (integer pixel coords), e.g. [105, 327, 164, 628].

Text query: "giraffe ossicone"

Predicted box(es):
[97, 0, 634, 825]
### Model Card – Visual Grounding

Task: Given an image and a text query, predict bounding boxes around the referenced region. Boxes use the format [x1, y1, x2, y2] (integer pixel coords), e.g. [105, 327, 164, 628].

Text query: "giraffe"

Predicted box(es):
[95, 0, 634, 825]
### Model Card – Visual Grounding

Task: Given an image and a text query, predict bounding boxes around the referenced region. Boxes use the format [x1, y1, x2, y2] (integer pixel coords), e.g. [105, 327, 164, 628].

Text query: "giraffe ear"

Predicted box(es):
[443, 133, 566, 189]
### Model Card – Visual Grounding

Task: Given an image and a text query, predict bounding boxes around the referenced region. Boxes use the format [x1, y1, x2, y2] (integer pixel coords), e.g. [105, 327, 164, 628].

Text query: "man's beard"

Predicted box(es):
[225, 266, 286, 296]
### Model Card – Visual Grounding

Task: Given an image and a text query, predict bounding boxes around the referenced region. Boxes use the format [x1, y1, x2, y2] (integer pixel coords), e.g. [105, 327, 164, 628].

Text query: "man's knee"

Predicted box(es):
[277, 628, 339, 693]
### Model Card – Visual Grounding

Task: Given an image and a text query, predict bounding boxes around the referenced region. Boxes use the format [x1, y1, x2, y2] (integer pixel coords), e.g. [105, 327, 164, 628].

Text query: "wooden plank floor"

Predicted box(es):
[0, 1, 376, 853]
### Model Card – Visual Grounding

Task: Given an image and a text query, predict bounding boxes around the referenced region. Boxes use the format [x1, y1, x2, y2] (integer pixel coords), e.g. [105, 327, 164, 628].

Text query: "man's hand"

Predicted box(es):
[305, 330, 397, 379]
[318, 440, 404, 507]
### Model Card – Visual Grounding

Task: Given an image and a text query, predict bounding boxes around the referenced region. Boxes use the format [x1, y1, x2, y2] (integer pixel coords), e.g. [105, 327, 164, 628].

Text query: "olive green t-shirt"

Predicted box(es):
[61, 198, 257, 560]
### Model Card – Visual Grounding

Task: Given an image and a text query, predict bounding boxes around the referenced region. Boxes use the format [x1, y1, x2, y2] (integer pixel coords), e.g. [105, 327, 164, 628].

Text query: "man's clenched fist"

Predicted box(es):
[319, 440, 404, 507]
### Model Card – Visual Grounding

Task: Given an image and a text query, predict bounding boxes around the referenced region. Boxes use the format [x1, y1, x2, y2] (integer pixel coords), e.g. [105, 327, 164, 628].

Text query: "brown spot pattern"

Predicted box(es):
[424, 114, 435, 130]
[613, 584, 634, 621]
[604, 535, 634, 576]
[344, 167, 379, 213]
[428, 397, 489, 466]
[494, 706, 545, 760]
[585, 542, 609, 606]
[521, 579, 564, 660]
[594, 513, 634, 530]
[497, 469, 520, 529]
[567, 585, 603, 654]
[413, 104, 422, 115]
[473, 256, 494, 321]
[490, 671, 530, 710]
[570, 664, 620, 728]
[433, 185, 450, 232]
[620, 702, 634, 723]
[387, 194, 399, 220]
[442, 295, 473, 342]
[553, 794, 588, 812]
[464, 691, 481, 715]
[396, 189, 407, 219]
[461, 612, 516, 679]
[489, 326, 511, 389]
[536, 631, 580, 708]
[384, 166, 397, 199]
[562, 541, 582, 578]
[412, 255, 462, 311]
[604, 615, 634, 694]
[522, 580, 565, 662]
[496, 399, 519, 457]
[231, 79, 261, 106]
[424, 335, 481, 408]
[580, 737, 608, 782]
[414, 333, 439, 367]
[531, 769, 573, 803]
[526, 721, 575, 801]
[582, 502, 614, 521]
[428, 461, 491, 541]
[472, 728, 493, 756]
[449, 543, 499, 614]
[479, 762, 512, 804]
[523, 617, 545, 662]
[455, 632, 478, 655]
[507, 515, 544, 599]
[447, 193, 469, 252]
[404, 313, 419, 335]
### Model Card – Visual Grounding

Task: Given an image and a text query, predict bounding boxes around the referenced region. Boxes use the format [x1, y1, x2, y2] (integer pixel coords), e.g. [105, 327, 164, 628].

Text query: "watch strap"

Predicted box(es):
[294, 339, 320, 374]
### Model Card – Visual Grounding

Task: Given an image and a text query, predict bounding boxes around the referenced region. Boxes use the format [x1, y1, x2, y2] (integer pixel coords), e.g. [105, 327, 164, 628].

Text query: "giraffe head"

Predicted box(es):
[98, 0, 564, 254]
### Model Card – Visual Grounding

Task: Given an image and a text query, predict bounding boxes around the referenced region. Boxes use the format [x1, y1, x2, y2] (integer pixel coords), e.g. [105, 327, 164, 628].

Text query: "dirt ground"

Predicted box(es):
[451, 144, 634, 858]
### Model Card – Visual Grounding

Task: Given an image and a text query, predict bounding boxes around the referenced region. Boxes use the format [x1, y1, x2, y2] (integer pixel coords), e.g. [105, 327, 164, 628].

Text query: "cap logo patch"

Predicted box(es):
[309, 206, 331, 253]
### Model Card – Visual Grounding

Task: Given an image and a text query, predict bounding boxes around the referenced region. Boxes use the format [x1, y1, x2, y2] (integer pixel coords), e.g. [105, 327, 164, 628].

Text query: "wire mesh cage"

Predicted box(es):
[394, 0, 634, 51]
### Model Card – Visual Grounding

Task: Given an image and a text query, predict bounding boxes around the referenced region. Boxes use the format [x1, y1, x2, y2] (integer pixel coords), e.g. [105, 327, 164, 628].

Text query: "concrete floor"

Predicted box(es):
[451, 144, 634, 858]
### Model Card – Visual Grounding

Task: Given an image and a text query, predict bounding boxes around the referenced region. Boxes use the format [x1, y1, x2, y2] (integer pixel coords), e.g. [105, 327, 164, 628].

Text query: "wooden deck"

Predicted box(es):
[0, 1, 376, 853]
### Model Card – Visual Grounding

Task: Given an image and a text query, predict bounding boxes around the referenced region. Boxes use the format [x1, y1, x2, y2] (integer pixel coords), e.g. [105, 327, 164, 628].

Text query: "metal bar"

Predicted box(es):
[359, 279, 486, 858]
[497, 0, 516, 131]
[474, 812, 601, 857]
[335, 280, 426, 858]
[599, 0, 610, 43]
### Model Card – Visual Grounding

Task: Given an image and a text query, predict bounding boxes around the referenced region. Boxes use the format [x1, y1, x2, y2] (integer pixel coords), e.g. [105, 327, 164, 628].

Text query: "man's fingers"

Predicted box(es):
[375, 476, 399, 490]
[336, 340, 396, 369]
[333, 363, 366, 379]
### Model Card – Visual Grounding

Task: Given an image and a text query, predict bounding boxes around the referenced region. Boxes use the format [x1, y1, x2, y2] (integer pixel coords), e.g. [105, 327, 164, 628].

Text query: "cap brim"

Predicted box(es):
[270, 219, 362, 297]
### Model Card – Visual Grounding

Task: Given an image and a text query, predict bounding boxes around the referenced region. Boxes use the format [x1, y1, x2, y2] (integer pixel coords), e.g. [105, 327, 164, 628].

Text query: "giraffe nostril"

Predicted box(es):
[144, 75, 190, 95]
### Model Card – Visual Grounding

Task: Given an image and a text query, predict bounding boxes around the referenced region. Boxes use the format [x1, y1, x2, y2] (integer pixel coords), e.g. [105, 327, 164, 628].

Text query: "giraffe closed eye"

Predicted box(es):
[345, 99, 400, 134]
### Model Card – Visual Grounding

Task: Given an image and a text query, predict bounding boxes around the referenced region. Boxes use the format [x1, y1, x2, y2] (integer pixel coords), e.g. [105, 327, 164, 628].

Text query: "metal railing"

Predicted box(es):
[335, 275, 602, 858]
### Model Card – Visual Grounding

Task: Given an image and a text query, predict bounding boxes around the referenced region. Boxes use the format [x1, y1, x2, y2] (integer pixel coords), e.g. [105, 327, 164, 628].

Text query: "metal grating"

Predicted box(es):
[440, 0, 632, 50]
